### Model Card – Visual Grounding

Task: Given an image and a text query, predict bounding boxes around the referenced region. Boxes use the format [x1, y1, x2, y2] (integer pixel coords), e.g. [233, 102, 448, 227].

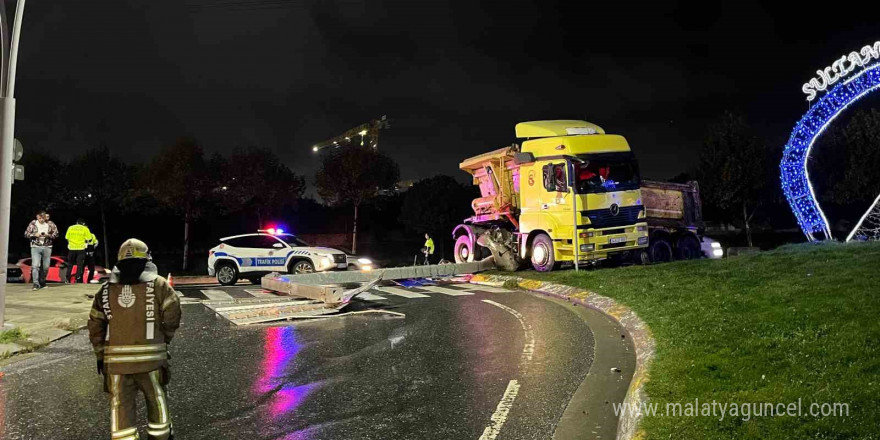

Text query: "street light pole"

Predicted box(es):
[0, 0, 26, 329]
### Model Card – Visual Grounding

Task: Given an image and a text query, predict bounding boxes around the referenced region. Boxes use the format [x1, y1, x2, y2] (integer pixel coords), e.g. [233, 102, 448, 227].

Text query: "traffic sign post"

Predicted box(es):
[0, 0, 27, 329]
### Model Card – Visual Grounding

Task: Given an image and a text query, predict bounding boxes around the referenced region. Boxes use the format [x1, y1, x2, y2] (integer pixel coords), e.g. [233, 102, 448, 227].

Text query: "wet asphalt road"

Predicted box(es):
[0, 283, 623, 440]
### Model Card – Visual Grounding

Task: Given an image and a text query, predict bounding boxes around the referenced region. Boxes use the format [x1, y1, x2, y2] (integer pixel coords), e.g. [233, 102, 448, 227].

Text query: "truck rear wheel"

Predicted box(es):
[675, 234, 701, 260]
[530, 233, 556, 272]
[454, 235, 477, 263]
[648, 238, 673, 263]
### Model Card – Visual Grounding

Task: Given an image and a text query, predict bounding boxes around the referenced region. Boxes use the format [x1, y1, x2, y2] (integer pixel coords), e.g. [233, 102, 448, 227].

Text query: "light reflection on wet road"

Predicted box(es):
[0, 287, 603, 439]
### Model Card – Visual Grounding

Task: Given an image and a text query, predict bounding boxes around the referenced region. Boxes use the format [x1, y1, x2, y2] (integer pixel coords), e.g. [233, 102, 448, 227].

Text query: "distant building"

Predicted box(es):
[379, 180, 415, 196]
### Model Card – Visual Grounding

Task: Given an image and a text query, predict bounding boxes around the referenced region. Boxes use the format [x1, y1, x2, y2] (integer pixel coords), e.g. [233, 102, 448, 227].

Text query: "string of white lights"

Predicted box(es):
[781, 59, 880, 241]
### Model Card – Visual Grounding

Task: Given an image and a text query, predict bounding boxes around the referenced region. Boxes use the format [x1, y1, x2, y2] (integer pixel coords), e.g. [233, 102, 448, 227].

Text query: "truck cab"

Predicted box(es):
[515, 121, 648, 270]
[453, 120, 649, 271]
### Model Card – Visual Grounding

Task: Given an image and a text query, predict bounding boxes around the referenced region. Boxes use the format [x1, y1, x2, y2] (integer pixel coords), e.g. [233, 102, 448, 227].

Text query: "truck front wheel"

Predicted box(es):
[454, 235, 477, 263]
[530, 233, 556, 272]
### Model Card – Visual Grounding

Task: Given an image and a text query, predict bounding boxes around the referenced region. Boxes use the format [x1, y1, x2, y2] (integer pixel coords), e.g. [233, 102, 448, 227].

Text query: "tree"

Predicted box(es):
[63, 145, 133, 267]
[833, 108, 880, 206]
[10, 150, 66, 256]
[398, 175, 476, 238]
[696, 112, 771, 247]
[139, 138, 215, 271]
[315, 146, 399, 253]
[11, 150, 65, 214]
[218, 146, 305, 227]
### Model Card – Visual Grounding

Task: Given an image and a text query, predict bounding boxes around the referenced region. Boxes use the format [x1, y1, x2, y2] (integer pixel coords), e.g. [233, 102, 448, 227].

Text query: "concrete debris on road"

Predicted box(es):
[206, 277, 390, 325]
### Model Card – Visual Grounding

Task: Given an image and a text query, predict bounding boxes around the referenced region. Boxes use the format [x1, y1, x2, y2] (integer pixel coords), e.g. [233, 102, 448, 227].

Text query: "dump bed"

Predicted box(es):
[459, 145, 520, 224]
[641, 180, 703, 230]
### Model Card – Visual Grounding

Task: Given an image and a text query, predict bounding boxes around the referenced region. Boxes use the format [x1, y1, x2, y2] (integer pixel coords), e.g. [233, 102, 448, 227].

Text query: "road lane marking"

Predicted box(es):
[478, 379, 521, 440]
[469, 284, 513, 293]
[482, 299, 534, 362]
[243, 289, 275, 297]
[421, 286, 475, 296]
[375, 286, 430, 298]
[356, 291, 387, 301]
[200, 289, 235, 301]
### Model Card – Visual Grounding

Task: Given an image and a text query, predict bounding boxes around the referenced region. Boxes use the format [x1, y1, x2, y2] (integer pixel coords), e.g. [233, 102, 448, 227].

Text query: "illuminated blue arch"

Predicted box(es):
[781, 61, 880, 241]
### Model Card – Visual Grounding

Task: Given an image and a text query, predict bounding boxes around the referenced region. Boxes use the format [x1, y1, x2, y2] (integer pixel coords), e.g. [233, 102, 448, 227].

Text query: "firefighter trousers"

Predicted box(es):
[107, 370, 172, 440]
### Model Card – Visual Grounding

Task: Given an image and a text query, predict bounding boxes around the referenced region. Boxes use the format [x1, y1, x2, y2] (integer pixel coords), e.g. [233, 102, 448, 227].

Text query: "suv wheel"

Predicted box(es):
[216, 262, 239, 286]
[290, 260, 315, 275]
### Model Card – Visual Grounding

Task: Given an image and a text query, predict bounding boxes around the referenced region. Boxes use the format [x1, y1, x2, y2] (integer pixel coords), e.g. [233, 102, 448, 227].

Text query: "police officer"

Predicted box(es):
[87, 239, 181, 440]
[423, 233, 435, 265]
[65, 219, 93, 284]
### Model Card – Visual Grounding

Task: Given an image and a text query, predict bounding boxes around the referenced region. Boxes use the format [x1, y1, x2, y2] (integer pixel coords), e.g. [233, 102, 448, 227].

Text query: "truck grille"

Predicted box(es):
[581, 205, 644, 229]
[601, 242, 628, 250]
[333, 254, 346, 263]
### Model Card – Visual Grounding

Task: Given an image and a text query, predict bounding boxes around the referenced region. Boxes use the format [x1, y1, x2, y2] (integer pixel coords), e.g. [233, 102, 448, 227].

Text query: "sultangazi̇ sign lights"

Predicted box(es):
[782, 40, 880, 241]
[802, 41, 880, 101]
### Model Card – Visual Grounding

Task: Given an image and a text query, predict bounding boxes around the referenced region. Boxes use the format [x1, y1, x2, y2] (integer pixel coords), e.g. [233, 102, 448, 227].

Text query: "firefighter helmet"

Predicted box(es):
[117, 238, 150, 261]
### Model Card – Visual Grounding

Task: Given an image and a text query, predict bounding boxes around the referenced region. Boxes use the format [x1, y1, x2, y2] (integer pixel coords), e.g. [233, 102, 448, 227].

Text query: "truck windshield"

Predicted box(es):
[575, 153, 641, 193]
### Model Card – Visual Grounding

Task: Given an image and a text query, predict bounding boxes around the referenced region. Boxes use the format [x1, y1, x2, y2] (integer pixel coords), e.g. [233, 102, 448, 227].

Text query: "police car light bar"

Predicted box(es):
[258, 227, 285, 235]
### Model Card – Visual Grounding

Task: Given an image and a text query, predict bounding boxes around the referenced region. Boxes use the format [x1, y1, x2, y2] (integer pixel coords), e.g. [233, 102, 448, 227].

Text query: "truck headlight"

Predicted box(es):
[357, 258, 372, 265]
[580, 244, 594, 252]
[637, 225, 648, 232]
[711, 242, 722, 249]
[320, 257, 331, 267]
[638, 236, 649, 245]
[713, 249, 724, 257]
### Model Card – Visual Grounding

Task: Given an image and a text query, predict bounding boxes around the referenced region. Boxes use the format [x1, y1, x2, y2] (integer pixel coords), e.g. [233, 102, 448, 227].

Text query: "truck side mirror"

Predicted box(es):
[513, 152, 535, 164]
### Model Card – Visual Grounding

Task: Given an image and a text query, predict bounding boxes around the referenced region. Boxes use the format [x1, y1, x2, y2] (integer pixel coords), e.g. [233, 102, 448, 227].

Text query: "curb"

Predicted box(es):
[470, 274, 655, 440]
[1, 323, 84, 359]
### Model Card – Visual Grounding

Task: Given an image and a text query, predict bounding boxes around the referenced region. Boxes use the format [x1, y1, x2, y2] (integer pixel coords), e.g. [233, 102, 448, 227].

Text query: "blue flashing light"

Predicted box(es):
[781, 61, 880, 241]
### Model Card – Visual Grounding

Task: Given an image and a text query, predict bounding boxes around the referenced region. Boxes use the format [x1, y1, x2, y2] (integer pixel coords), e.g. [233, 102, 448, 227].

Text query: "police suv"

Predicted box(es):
[207, 230, 348, 285]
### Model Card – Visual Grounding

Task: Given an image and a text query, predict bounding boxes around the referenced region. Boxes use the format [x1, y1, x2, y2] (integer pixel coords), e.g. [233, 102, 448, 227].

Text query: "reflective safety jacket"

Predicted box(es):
[65, 224, 93, 250]
[87, 264, 181, 375]
[424, 238, 435, 255]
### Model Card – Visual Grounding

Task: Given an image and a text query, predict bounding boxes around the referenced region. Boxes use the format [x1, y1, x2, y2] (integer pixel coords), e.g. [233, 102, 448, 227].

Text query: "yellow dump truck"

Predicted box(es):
[452, 120, 708, 271]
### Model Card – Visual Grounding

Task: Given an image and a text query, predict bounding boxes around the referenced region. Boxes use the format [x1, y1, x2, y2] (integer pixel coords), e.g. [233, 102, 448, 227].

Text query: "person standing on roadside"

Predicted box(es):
[423, 233, 435, 265]
[88, 239, 181, 440]
[24, 210, 58, 290]
[85, 227, 100, 284]
[65, 218, 93, 284]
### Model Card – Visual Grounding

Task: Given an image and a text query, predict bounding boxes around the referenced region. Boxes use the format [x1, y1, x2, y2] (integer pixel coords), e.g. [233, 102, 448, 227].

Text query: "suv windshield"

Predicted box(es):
[575, 152, 641, 193]
[278, 234, 309, 247]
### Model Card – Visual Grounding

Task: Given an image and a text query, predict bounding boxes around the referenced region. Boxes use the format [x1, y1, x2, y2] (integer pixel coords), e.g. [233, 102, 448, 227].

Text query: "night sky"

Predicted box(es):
[12, 1, 880, 188]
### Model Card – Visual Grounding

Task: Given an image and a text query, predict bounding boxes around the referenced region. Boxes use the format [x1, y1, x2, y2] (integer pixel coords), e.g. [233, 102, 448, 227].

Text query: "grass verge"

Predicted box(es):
[514, 241, 880, 439]
[0, 327, 25, 344]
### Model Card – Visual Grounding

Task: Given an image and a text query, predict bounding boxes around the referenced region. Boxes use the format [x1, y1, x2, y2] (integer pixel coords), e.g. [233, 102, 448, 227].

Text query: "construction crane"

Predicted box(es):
[312, 115, 390, 153]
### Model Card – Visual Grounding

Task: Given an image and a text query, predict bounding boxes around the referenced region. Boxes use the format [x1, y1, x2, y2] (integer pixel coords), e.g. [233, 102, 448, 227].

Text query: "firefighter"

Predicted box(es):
[87, 239, 181, 440]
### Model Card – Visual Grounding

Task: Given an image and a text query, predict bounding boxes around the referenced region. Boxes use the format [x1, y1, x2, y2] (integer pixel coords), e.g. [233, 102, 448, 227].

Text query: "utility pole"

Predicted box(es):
[0, 0, 26, 328]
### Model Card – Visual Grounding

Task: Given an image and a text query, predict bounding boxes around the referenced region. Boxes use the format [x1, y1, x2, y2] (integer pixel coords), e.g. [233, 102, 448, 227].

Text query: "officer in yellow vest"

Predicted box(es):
[423, 233, 435, 265]
[65, 219, 92, 284]
[87, 239, 181, 440]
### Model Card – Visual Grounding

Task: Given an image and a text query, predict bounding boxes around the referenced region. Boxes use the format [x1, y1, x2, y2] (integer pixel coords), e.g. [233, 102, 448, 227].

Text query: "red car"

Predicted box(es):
[18, 256, 110, 284]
